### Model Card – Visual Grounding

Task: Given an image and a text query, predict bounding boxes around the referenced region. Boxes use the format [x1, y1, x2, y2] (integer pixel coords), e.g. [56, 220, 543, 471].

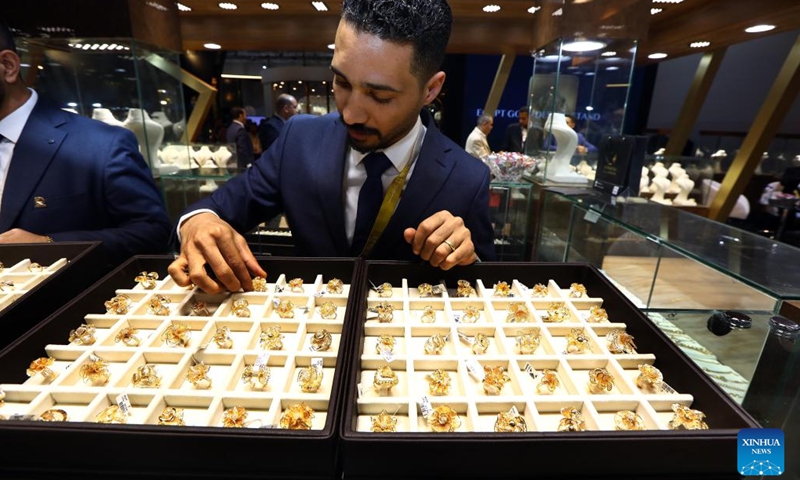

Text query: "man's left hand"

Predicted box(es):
[0, 228, 51, 244]
[403, 211, 478, 270]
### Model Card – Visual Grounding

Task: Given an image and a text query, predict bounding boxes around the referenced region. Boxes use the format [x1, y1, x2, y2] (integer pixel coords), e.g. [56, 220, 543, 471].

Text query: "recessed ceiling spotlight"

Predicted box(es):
[601, 51, 617, 57]
[585, 72, 595, 76]
[218, 2, 237, 10]
[311, 1, 328, 11]
[652, 0, 682, 3]
[67, 102, 78, 107]
[527, 6, 540, 14]
[204, 43, 222, 49]
[483, 4, 500, 12]
[648, 52, 668, 59]
[92, 103, 102, 108]
[586, 106, 594, 111]
[327, 43, 335, 50]
[177, 3, 191, 12]
[606, 66, 619, 71]
[650, 8, 662, 14]
[690, 41, 711, 48]
[745, 24, 775, 33]
[562, 40, 606, 52]
[261, 2, 279, 9]
[262, 65, 267, 69]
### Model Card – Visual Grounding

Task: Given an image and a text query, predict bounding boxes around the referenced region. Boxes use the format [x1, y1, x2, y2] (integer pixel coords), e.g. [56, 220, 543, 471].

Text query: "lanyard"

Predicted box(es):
[358, 126, 426, 257]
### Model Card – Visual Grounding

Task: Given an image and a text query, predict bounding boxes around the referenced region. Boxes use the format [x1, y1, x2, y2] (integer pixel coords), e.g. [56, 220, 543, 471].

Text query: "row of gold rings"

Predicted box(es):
[28, 262, 45, 273]
[187, 362, 212, 389]
[252, 276, 268, 292]
[136, 271, 159, 289]
[319, 301, 337, 319]
[461, 305, 480, 323]
[259, 325, 283, 350]
[162, 321, 191, 347]
[557, 407, 585, 432]
[587, 305, 609, 323]
[158, 406, 185, 426]
[241, 364, 271, 390]
[636, 364, 664, 392]
[668, 403, 708, 430]
[370, 410, 398, 432]
[39, 408, 68, 422]
[494, 410, 527, 433]
[493, 281, 511, 297]
[115, 327, 141, 347]
[148, 294, 170, 316]
[607, 329, 637, 354]
[373, 365, 399, 393]
[565, 327, 590, 354]
[287, 277, 304, 292]
[483, 365, 510, 395]
[374, 282, 392, 298]
[456, 280, 476, 297]
[26, 357, 57, 382]
[424, 333, 448, 355]
[376, 333, 396, 354]
[421, 305, 437, 323]
[428, 405, 461, 433]
[614, 410, 645, 431]
[190, 300, 210, 316]
[79, 357, 110, 386]
[276, 300, 295, 318]
[546, 302, 570, 322]
[231, 298, 251, 318]
[95, 405, 127, 424]
[133, 364, 162, 388]
[569, 283, 587, 298]
[506, 302, 531, 323]
[214, 326, 234, 349]
[515, 329, 541, 354]
[326, 278, 344, 294]
[310, 329, 333, 352]
[104, 294, 132, 315]
[280, 403, 315, 430]
[427, 369, 451, 396]
[588, 367, 615, 393]
[68, 324, 97, 346]
[537, 369, 560, 394]
[297, 365, 324, 393]
[418, 283, 444, 297]
[531, 283, 549, 298]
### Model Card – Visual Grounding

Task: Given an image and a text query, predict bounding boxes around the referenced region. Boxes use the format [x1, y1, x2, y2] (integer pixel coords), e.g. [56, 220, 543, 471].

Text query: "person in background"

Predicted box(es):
[500, 106, 528, 153]
[246, 119, 262, 158]
[226, 106, 254, 168]
[566, 114, 597, 154]
[258, 94, 299, 153]
[0, 21, 171, 266]
[465, 114, 492, 159]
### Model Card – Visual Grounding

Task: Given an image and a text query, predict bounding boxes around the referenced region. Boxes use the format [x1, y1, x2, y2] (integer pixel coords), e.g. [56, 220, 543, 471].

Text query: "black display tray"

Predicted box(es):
[0, 242, 103, 351]
[0, 255, 362, 480]
[339, 262, 760, 479]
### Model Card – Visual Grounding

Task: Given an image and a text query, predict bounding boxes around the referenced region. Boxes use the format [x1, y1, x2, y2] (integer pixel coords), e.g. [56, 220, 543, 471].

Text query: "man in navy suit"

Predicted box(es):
[226, 106, 254, 168]
[0, 23, 171, 266]
[258, 93, 298, 152]
[500, 107, 528, 153]
[169, 0, 496, 294]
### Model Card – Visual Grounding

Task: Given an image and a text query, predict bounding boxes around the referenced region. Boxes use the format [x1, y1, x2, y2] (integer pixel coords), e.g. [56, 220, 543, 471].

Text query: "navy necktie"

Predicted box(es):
[351, 151, 393, 256]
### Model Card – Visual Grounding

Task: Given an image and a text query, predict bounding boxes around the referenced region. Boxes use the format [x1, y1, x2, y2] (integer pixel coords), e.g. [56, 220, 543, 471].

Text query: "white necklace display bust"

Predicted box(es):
[673, 174, 697, 206]
[536, 113, 587, 184]
[92, 108, 123, 127]
[122, 109, 165, 166]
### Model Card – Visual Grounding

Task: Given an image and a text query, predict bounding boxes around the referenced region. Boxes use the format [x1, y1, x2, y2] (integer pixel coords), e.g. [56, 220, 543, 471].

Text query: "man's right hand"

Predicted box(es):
[168, 213, 266, 294]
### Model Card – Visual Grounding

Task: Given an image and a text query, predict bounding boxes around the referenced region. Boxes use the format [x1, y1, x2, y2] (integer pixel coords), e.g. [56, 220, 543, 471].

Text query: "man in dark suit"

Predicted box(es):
[169, 0, 496, 294]
[258, 94, 298, 152]
[0, 23, 171, 266]
[226, 106, 254, 168]
[500, 106, 528, 153]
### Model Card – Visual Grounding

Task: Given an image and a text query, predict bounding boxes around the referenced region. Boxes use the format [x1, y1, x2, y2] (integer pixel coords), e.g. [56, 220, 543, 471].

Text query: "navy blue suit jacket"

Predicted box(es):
[187, 111, 496, 261]
[257, 115, 284, 153]
[0, 99, 171, 265]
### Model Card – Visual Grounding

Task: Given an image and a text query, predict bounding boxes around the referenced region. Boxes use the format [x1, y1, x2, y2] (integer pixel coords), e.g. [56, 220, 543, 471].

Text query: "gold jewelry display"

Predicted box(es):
[557, 407, 586, 432]
[420, 305, 437, 323]
[68, 324, 97, 346]
[417, 283, 444, 297]
[28, 262, 45, 273]
[370, 302, 394, 323]
[375, 333, 396, 354]
[428, 405, 461, 433]
[565, 327, 590, 354]
[370, 410, 398, 433]
[537, 369, 560, 394]
[190, 300, 211, 316]
[104, 294, 132, 315]
[375, 282, 393, 298]
[614, 410, 645, 431]
[587, 305, 609, 323]
[668, 403, 708, 430]
[545, 302, 570, 322]
[222, 406, 248, 428]
[241, 364, 271, 390]
[162, 321, 191, 347]
[506, 302, 531, 323]
[461, 305, 480, 323]
[569, 283, 587, 298]
[531, 283, 549, 298]
[136, 271, 159, 289]
[132, 364, 162, 388]
[482, 365, 511, 395]
[297, 365, 324, 393]
[423, 333, 448, 355]
[493, 281, 511, 297]
[259, 325, 284, 350]
[231, 298, 251, 318]
[95, 405, 127, 424]
[252, 276, 268, 292]
[26, 357, 57, 382]
[288, 277, 304, 292]
[115, 327, 141, 347]
[158, 406, 186, 426]
[515, 329, 541, 354]
[456, 279, 476, 297]
[427, 369, 452, 396]
[373, 365, 399, 393]
[187, 362, 212, 389]
[319, 301, 337, 319]
[606, 329, 637, 354]
[39, 409, 68, 422]
[636, 364, 664, 392]
[280, 403, 315, 430]
[79, 357, 110, 386]
[275, 299, 295, 319]
[588, 367, 615, 393]
[326, 278, 344, 294]
[213, 326, 234, 349]
[310, 329, 333, 352]
[494, 410, 527, 433]
[147, 294, 170, 316]
[471, 333, 490, 355]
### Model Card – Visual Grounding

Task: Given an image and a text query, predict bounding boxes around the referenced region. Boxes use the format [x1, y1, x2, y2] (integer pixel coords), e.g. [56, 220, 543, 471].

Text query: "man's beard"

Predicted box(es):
[341, 119, 383, 153]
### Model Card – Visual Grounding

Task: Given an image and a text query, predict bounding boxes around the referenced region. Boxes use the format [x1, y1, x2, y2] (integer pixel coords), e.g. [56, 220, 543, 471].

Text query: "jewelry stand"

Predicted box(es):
[639, 167, 651, 194]
[667, 163, 686, 194]
[159, 145, 192, 169]
[192, 145, 215, 168]
[214, 146, 234, 169]
[672, 175, 697, 206]
[649, 176, 672, 205]
[536, 113, 587, 184]
[122, 109, 165, 168]
[92, 108, 124, 127]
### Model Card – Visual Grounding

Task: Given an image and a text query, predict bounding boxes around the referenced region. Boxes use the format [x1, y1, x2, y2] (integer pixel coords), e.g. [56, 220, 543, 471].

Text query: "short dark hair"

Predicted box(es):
[518, 106, 528, 115]
[0, 21, 18, 54]
[341, 0, 452, 82]
[230, 107, 245, 119]
[275, 94, 295, 110]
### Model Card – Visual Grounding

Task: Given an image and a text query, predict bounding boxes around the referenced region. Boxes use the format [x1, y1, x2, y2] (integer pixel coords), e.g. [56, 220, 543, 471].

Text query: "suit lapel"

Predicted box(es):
[315, 115, 349, 254]
[0, 103, 66, 232]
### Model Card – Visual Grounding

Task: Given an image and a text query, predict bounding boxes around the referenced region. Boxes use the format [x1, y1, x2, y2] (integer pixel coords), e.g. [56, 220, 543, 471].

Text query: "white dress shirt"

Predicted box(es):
[0, 89, 38, 213]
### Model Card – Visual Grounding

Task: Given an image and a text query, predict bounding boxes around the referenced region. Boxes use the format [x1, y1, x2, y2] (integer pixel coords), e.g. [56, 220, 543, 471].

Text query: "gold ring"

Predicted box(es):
[326, 278, 344, 294]
[28, 262, 45, 273]
[148, 294, 171, 316]
[482, 365, 511, 395]
[588, 305, 609, 323]
[375, 333, 396, 354]
[115, 327, 141, 347]
[280, 403, 315, 430]
[275, 299, 295, 319]
[588, 367, 615, 393]
[371, 302, 394, 323]
[417, 283, 444, 297]
[252, 276, 268, 292]
[241, 364, 271, 390]
[442, 240, 456, 253]
[0, 280, 14, 291]
[319, 301, 338, 319]
[68, 324, 97, 346]
[493, 281, 511, 297]
[506, 302, 531, 323]
[557, 407, 586, 432]
[494, 410, 527, 433]
[427, 369, 452, 396]
[136, 271, 159, 290]
[190, 300, 211, 316]
[668, 403, 708, 430]
[259, 325, 284, 350]
[471, 333, 490, 355]
[565, 327, 590, 354]
[606, 329, 637, 354]
[214, 326, 234, 349]
[614, 410, 645, 431]
[231, 298, 251, 318]
[297, 365, 324, 393]
[39, 409, 68, 422]
[187, 361, 213, 389]
[423, 333, 448, 355]
[515, 329, 541, 354]
[222, 406, 248, 428]
[26, 357, 57, 382]
[79, 357, 110, 386]
[162, 321, 191, 347]
[370, 409, 398, 433]
[158, 406, 186, 426]
[104, 294, 132, 315]
[537, 369, 560, 394]
[132, 364, 162, 388]
[373, 365, 399, 393]
[456, 279, 476, 297]
[462, 305, 480, 323]
[545, 302, 570, 322]
[288, 278, 304, 293]
[636, 364, 664, 392]
[420, 305, 437, 323]
[569, 283, 587, 298]
[427, 405, 461, 433]
[95, 405, 127, 424]
[310, 329, 333, 352]
[531, 283, 549, 298]
[375, 282, 393, 298]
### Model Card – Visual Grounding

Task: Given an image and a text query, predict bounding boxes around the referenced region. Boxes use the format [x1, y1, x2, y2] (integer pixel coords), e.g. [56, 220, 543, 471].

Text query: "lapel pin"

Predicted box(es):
[34, 196, 47, 208]
[48, 139, 55, 144]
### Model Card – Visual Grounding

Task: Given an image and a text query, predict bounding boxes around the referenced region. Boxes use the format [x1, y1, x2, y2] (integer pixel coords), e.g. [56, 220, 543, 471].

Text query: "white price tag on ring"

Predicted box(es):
[255, 352, 270, 368]
[464, 358, 485, 381]
[116, 393, 132, 416]
[418, 395, 433, 418]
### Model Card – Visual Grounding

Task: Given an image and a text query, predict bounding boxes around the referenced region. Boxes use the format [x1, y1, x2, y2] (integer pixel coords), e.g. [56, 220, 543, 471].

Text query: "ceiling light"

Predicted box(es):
[221, 74, 263, 80]
[586, 106, 594, 111]
[160, 100, 168, 105]
[745, 24, 776, 33]
[92, 103, 102, 108]
[262, 65, 267, 69]
[539, 54, 571, 62]
[483, 4, 500, 12]
[606, 66, 619, 71]
[204, 43, 222, 49]
[690, 41, 710, 48]
[601, 51, 616, 57]
[527, 6, 540, 14]
[218, 2, 237, 10]
[585, 72, 595, 76]
[650, 8, 662, 14]
[648, 52, 668, 59]
[327, 43, 335, 50]
[562, 40, 606, 52]
[311, 1, 328, 11]
[652, 0, 682, 3]
[177, 2, 191, 12]
[261, 2, 279, 9]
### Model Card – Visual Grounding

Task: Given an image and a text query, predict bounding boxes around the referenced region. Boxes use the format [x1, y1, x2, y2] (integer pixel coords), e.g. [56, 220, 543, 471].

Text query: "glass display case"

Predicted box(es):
[488, 182, 533, 261]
